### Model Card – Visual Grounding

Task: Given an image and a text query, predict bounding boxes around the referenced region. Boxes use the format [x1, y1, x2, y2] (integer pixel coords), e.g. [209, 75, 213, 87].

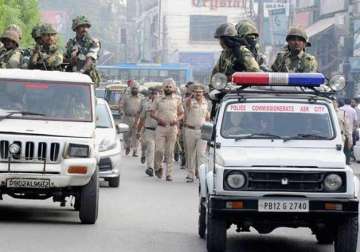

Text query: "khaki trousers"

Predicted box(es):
[184, 128, 206, 179]
[143, 129, 156, 168]
[123, 115, 139, 150]
[154, 126, 178, 177]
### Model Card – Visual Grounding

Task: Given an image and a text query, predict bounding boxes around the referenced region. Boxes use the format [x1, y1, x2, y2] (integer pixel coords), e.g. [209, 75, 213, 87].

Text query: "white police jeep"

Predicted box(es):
[199, 72, 359, 252]
[0, 69, 98, 224]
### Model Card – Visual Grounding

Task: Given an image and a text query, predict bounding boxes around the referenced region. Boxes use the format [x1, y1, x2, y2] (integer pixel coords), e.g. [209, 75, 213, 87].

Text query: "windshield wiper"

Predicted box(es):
[0, 111, 46, 121]
[284, 133, 330, 141]
[235, 133, 283, 141]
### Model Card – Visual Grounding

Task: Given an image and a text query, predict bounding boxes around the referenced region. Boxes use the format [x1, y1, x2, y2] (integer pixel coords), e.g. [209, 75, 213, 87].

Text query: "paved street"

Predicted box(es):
[0, 156, 358, 252]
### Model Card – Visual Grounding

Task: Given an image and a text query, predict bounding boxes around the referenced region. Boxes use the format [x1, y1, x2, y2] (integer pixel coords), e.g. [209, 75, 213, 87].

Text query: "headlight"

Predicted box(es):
[9, 143, 21, 155]
[98, 138, 117, 152]
[68, 144, 90, 158]
[226, 172, 246, 189]
[324, 174, 343, 191]
[211, 73, 228, 90]
[328, 75, 346, 91]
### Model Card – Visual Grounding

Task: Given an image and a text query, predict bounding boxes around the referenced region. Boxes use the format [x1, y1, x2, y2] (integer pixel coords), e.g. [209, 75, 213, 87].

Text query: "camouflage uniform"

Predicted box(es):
[236, 20, 268, 70]
[30, 24, 63, 71]
[271, 27, 318, 73]
[210, 23, 260, 89]
[65, 16, 101, 86]
[22, 24, 43, 69]
[0, 30, 22, 69]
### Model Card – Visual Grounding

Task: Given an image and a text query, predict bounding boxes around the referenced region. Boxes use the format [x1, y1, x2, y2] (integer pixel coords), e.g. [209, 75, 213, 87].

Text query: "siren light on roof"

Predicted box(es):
[231, 72, 325, 87]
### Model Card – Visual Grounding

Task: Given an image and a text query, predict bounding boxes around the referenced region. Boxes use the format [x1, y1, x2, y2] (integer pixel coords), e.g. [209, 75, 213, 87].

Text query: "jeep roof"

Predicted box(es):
[0, 69, 93, 84]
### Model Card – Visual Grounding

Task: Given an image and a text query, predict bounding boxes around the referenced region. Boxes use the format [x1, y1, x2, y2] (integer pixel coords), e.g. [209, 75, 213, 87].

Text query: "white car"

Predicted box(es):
[96, 99, 128, 187]
[0, 69, 98, 224]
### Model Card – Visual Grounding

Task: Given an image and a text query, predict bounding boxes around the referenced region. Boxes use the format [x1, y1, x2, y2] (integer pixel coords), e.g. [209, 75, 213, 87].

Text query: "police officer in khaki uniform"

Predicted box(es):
[183, 84, 210, 183]
[137, 87, 160, 176]
[271, 27, 318, 73]
[151, 79, 184, 181]
[119, 81, 143, 156]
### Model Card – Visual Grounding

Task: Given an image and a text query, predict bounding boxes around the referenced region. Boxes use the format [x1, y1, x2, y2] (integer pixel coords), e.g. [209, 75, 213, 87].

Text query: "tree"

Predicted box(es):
[0, 0, 40, 47]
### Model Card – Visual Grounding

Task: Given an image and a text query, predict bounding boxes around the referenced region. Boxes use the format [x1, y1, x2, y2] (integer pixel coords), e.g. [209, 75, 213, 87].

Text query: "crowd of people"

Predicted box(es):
[0, 16, 100, 85]
[119, 79, 210, 183]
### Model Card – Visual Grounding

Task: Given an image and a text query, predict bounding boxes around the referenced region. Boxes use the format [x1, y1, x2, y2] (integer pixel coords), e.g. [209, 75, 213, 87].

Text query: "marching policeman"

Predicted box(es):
[151, 79, 184, 181]
[119, 81, 143, 156]
[137, 87, 160, 176]
[183, 84, 210, 183]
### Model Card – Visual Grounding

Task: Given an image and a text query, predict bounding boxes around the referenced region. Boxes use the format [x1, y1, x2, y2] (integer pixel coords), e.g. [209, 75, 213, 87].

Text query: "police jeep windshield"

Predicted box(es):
[221, 102, 334, 140]
[0, 81, 92, 122]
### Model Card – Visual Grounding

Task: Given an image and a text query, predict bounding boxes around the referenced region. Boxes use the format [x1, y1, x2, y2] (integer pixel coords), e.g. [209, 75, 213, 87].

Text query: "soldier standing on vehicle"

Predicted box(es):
[236, 20, 269, 71]
[29, 24, 63, 71]
[271, 27, 318, 73]
[183, 84, 210, 183]
[64, 16, 101, 86]
[0, 30, 22, 68]
[137, 87, 160, 177]
[210, 23, 260, 89]
[151, 79, 184, 181]
[119, 81, 143, 157]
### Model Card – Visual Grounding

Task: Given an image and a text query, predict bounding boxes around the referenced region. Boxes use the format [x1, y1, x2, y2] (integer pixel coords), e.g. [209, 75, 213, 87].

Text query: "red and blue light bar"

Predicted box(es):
[232, 72, 325, 87]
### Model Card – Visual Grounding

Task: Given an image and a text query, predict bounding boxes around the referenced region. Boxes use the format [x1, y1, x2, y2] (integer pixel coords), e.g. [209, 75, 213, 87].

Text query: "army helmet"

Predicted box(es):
[40, 24, 57, 36]
[286, 27, 311, 47]
[214, 23, 237, 38]
[236, 20, 259, 38]
[6, 24, 22, 39]
[0, 30, 20, 46]
[72, 16, 91, 31]
[31, 24, 43, 40]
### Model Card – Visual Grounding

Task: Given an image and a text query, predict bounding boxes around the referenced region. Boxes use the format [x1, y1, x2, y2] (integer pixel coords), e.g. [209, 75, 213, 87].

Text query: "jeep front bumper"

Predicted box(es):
[208, 196, 359, 223]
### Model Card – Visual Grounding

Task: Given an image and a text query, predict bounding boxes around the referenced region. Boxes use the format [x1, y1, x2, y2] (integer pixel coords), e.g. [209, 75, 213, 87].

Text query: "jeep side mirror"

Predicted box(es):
[116, 123, 129, 134]
[201, 122, 214, 141]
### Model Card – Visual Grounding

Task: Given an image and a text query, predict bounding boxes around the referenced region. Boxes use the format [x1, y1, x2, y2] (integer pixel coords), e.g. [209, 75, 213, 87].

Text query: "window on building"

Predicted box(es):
[190, 15, 227, 42]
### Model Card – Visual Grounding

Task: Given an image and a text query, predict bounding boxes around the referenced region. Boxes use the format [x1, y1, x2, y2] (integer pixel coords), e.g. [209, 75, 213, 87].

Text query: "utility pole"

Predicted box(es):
[257, 0, 264, 40]
[344, 0, 354, 97]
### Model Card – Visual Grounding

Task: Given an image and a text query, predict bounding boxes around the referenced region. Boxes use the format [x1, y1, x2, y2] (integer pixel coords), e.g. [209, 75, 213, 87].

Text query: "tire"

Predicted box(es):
[206, 210, 226, 252]
[79, 170, 99, 224]
[315, 228, 335, 244]
[198, 198, 206, 239]
[335, 216, 358, 252]
[74, 196, 80, 211]
[108, 176, 120, 188]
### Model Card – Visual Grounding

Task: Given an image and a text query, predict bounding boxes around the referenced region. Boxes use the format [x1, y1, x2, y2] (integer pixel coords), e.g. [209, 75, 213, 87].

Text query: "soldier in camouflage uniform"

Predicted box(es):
[210, 23, 260, 90]
[0, 30, 22, 68]
[236, 20, 269, 71]
[29, 24, 63, 71]
[22, 24, 43, 69]
[64, 16, 101, 86]
[271, 27, 318, 73]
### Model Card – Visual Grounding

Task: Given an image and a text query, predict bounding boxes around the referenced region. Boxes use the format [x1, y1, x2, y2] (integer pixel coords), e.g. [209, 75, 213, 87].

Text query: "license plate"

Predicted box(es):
[258, 199, 309, 212]
[7, 178, 50, 189]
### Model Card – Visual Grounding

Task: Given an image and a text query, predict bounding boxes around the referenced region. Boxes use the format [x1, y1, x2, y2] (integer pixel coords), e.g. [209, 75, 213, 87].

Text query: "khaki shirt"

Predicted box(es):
[184, 98, 208, 128]
[120, 94, 142, 116]
[140, 98, 157, 128]
[152, 95, 184, 124]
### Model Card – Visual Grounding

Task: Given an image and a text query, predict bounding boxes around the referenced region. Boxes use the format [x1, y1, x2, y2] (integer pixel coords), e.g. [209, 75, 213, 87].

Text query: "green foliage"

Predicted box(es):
[0, 0, 40, 47]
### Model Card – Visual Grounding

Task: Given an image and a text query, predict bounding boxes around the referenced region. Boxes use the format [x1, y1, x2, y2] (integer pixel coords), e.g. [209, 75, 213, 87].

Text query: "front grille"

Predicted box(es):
[0, 140, 62, 163]
[247, 171, 324, 192]
[224, 170, 346, 192]
[99, 158, 112, 171]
